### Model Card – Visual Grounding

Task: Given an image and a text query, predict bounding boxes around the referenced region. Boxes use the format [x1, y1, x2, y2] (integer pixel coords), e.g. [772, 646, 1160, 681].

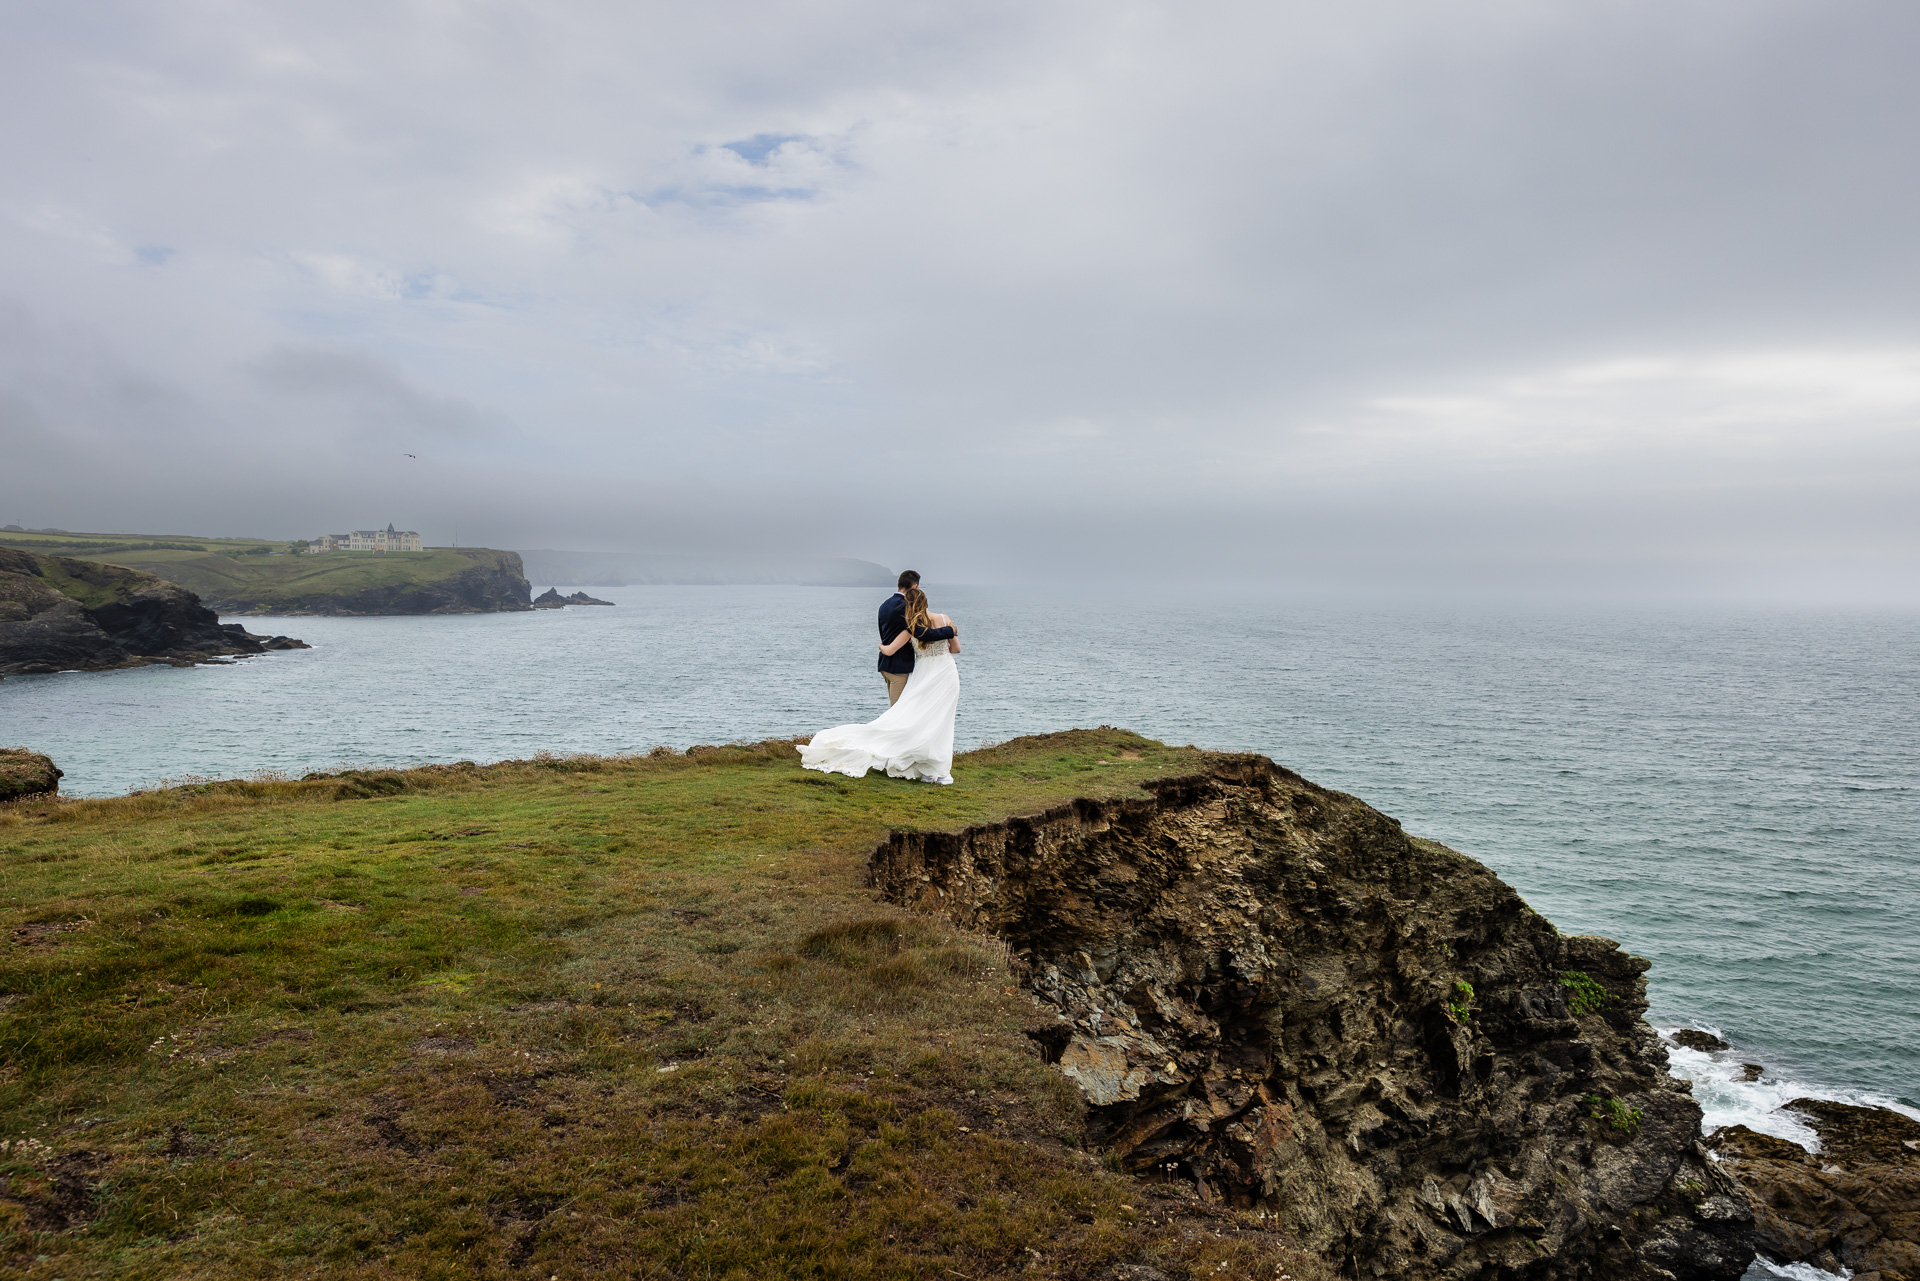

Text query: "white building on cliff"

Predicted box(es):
[309, 524, 422, 553]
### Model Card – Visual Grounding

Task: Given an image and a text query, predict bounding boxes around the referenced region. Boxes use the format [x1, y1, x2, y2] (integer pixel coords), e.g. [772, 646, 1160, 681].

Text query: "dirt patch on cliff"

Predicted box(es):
[0, 1149, 113, 1231]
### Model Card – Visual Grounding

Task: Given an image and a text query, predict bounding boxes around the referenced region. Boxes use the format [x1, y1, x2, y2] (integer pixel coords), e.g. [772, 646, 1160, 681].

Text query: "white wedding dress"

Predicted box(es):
[798, 641, 960, 782]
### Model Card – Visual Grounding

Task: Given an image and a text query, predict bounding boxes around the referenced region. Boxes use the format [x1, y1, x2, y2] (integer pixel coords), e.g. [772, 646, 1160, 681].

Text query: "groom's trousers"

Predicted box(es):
[883, 671, 909, 706]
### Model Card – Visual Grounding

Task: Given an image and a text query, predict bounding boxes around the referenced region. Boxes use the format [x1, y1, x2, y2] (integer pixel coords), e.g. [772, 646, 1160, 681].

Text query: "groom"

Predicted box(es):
[878, 569, 955, 706]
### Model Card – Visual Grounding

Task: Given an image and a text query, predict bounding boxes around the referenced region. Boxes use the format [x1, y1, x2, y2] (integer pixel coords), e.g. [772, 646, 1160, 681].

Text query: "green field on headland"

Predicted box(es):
[97, 547, 529, 615]
[0, 730, 1324, 1280]
[0, 531, 529, 616]
[0, 531, 285, 559]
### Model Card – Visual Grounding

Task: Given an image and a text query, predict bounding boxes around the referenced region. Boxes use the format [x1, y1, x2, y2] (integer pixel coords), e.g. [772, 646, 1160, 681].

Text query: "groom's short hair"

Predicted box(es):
[897, 570, 920, 590]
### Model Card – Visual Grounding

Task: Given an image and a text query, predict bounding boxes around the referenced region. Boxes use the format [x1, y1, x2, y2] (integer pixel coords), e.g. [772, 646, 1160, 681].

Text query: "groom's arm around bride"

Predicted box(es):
[877, 569, 954, 706]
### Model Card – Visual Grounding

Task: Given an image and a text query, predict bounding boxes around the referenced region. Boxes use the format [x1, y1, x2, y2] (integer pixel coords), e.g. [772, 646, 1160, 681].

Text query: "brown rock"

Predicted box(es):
[871, 751, 1757, 1280]
[1671, 1029, 1732, 1052]
[0, 747, 61, 802]
[1710, 1099, 1920, 1279]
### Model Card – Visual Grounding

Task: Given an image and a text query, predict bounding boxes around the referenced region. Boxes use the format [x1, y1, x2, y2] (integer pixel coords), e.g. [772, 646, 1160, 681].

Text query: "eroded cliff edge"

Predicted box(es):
[872, 753, 1755, 1279]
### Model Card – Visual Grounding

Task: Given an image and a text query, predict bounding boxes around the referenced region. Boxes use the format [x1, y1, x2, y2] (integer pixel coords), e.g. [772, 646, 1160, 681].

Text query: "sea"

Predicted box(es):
[4, 587, 1916, 1262]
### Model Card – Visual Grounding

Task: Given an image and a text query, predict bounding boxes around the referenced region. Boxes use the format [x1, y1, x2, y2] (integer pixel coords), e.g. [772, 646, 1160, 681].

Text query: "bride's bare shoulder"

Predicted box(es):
[930, 612, 952, 626]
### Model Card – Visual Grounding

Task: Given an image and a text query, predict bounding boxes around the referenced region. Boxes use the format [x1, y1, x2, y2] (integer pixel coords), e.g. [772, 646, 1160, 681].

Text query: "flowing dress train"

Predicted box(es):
[798, 644, 959, 781]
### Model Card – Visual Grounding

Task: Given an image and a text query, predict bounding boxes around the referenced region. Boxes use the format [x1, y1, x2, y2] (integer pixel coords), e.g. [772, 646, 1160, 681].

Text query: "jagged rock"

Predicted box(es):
[1710, 1099, 1920, 1280]
[1670, 1030, 1731, 1053]
[0, 548, 305, 675]
[532, 588, 615, 609]
[1738, 1064, 1764, 1083]
[871, 753, 1756, 1280]
[0, 748, 61, 802]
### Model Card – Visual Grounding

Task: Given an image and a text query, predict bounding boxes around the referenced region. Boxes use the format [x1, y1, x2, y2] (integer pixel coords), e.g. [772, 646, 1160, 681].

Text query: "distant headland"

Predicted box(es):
[0, 528, 532, 616]
[0, 529, 900, 619]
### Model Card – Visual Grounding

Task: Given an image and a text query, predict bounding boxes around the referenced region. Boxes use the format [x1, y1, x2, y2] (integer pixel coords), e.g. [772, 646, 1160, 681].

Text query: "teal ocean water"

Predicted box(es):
[5, 588, 1917, 1148]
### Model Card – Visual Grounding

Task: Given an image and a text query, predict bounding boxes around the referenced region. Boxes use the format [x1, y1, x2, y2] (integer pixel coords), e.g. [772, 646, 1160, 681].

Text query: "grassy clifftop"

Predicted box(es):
[0, 729, 1325, 1280]
[0, 532, 530, 615]
[0, 531, 282, 556]
[101, 547, 529, 615]
[0, 547, 164, 614]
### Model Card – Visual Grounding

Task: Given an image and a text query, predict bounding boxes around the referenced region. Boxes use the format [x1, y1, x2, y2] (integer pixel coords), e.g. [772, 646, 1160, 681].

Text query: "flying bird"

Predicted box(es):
[404, 453, 417, 458]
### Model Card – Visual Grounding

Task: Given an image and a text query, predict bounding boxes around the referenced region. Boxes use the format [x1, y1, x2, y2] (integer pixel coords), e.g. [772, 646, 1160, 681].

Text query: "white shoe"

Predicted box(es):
[931, 774, 954, 786]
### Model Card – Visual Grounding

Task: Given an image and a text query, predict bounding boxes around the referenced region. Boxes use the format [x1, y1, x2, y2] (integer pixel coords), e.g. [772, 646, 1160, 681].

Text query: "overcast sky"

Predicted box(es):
[3, 0, 1918, 598]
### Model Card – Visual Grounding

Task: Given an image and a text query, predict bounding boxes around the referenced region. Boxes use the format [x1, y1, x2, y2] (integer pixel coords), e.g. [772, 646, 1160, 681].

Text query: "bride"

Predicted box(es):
[798, 587, 961, 784]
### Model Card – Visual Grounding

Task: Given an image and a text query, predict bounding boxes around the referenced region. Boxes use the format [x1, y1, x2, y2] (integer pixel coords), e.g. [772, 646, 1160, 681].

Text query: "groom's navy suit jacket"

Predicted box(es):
[878, 593, 957, 675]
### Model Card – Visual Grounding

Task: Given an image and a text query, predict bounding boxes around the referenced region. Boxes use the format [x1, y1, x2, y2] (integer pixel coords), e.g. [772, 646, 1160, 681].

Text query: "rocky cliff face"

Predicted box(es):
[872, 754, 1755, 1279]
[0, 548, 306, 676]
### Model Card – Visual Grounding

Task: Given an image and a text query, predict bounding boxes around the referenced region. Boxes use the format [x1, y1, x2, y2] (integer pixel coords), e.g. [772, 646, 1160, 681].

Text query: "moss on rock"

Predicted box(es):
[0, 747, 61, 802]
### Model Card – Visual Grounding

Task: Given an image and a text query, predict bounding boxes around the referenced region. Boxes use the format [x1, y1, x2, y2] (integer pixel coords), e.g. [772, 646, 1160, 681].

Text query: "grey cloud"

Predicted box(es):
[249, 348, 508, 443]
[1, 1, 1917, 599]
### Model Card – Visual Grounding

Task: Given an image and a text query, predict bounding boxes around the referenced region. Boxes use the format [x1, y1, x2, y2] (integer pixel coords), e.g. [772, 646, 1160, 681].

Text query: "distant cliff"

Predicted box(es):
[872, 753, 1757, 1280]
[95, 546, 533, 616]
[0, 548, 306, 676]
[518, 549, 894, 588]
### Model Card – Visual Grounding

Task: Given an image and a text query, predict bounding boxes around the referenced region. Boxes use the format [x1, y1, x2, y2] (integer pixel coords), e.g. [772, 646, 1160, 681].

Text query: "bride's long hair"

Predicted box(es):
[902, 586, 937, 649]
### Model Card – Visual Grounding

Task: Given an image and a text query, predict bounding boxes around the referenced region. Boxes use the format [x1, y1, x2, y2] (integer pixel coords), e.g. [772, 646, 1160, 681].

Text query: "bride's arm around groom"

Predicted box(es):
[879, 612, 959, 657]
[876, 570, 955, 706]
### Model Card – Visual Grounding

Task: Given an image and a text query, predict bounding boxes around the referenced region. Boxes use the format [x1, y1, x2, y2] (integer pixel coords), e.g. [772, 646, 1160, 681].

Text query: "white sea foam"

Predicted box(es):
[1659, 1024, 1920, 1152]
[1748, 1257, 1851, 1280]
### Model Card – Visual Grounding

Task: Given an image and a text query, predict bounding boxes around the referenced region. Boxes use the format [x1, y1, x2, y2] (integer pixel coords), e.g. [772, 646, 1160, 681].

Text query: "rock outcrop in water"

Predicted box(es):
[1709, 1100, 1920, 1280]
[532, 588, 614, 608]
[0, 548, 307, 676]
[871, 753, 1756, 1279]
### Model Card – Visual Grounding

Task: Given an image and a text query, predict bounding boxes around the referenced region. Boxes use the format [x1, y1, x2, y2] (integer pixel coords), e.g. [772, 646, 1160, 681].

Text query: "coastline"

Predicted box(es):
[1660, 1024, 1920, 1148]
[4, 592, 1914, 1175]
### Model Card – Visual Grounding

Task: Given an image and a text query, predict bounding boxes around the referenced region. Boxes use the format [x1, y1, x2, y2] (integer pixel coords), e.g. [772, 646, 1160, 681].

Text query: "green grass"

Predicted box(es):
[0, 729, 1327, 1280]
[1559, 970, 1611, 1018]
[1585, 1094, 1643, 1139]
[9, 557, 153, 613]
[0, 531, 271, 559]
[2, 547, 173, 615]
[0, 529, 516, 612]
[97, 549, 515, 610]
